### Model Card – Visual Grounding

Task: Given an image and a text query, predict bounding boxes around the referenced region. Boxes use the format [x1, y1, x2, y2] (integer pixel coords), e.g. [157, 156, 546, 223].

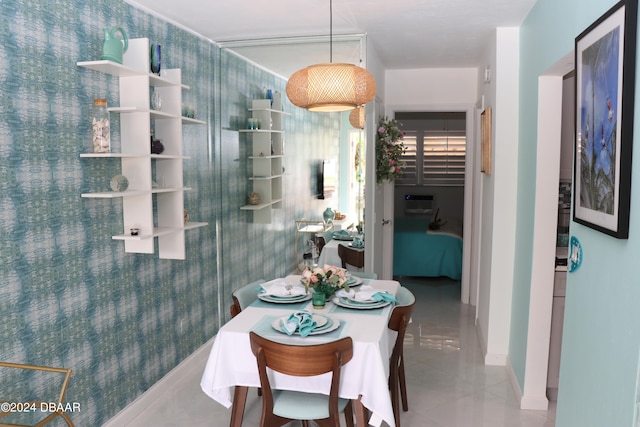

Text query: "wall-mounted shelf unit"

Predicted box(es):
[239, 94, 289, 223]
[77, 38, 206, 260]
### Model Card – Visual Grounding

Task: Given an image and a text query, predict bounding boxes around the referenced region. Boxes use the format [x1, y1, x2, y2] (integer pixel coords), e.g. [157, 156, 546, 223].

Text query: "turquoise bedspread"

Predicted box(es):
[393, 217, 463, 280]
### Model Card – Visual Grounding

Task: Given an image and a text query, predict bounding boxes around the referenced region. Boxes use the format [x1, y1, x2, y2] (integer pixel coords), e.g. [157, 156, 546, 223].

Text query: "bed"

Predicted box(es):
[393, 217, 463, 280]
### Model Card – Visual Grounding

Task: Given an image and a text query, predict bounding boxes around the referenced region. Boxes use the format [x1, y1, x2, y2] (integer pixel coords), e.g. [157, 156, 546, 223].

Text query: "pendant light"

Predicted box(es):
[349, 106, 365, 129]
[286, 0, 376, 112]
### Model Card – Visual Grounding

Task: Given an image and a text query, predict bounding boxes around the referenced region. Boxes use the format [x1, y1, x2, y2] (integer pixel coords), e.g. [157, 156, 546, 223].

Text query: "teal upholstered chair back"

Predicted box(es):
[394, 286, 416, 307]
[230, 279, 265, 318]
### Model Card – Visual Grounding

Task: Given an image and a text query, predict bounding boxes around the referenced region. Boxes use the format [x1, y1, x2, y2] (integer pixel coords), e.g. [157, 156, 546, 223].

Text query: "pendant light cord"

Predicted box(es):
[329, 0, 333, 63]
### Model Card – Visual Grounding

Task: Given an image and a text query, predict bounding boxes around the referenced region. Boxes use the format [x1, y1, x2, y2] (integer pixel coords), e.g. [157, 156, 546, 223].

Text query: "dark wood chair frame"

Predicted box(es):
[337, 244, 364, 269]
[387, 292, 416, 427]
[249, 332, 355, 427]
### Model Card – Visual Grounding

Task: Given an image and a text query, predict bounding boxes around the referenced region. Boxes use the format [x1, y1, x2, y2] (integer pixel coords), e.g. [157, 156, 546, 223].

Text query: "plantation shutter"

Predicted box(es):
[395, 112, 466, 187]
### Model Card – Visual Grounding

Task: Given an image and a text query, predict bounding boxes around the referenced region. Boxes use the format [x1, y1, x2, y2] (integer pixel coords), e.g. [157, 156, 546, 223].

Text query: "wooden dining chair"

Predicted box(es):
[388, 286, 416, 427]
[249, 332, 355, 427]
[230, 279, 265, 318]
[337, 244, 364, 270]
[229, 279, 267, 417]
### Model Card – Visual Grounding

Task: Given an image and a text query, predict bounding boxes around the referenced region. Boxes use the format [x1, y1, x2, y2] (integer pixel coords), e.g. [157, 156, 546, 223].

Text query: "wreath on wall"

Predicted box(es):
[375, 116, 406, 183]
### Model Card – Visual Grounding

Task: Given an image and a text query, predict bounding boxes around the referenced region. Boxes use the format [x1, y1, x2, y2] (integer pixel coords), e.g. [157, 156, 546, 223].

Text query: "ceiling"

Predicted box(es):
[125, 0, 537, 79]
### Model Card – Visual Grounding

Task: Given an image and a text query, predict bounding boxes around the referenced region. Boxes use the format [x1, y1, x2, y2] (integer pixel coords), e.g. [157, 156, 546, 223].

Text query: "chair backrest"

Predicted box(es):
[230, 279, 265, 318]
[338, 244, 365, 269]
[249, 332, 353, 422]
[250, 332, 353, 376]
[388, 287, 416, 363]
[394, 286, 416, 308]
[317, 236, 326, 254]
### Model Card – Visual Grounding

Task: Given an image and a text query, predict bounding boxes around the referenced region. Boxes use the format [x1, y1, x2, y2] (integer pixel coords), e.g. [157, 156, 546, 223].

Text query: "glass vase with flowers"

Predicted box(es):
[300, 265, 349, 309]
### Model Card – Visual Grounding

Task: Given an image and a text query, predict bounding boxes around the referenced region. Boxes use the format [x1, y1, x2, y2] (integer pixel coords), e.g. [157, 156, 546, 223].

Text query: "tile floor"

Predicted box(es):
[118, 277, 556, 426]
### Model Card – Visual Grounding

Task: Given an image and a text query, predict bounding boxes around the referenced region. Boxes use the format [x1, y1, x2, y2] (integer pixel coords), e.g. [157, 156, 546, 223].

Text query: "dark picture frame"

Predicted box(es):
[574, 0, 637, 239]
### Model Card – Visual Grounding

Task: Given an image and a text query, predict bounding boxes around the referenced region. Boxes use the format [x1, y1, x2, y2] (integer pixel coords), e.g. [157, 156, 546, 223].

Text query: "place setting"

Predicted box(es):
[332, 285, 397, 310]
[257, 278, 311, 304]
[270, 310, 341, 336]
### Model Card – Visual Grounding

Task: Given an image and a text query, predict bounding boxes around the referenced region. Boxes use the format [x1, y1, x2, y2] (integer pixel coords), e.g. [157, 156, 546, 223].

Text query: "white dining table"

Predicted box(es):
[317, 239, 365, 270]
[200, 275, 400, 427]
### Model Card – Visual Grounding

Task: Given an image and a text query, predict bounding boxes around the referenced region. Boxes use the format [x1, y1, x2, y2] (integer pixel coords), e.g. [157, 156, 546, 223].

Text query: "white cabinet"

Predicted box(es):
[77, 38, 206, 260]
[239, 94, 289, 223]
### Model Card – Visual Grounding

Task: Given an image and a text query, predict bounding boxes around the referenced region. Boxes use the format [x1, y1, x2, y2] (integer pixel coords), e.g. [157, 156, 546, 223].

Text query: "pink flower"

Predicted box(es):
[378, 126, 385, 133]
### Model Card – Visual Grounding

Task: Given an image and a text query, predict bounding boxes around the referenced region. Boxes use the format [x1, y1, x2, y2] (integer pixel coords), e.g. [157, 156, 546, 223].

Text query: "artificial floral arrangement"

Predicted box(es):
[300, 265, 349, 295]
[375, 116, 406, 183]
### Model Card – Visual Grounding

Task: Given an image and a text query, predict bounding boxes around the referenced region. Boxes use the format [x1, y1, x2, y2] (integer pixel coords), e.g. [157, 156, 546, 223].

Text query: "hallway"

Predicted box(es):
[112, 277, 556, 426]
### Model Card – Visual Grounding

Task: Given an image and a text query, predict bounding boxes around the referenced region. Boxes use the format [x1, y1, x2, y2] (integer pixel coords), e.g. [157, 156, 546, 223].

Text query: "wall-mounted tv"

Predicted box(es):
[316, 160, 336, 200]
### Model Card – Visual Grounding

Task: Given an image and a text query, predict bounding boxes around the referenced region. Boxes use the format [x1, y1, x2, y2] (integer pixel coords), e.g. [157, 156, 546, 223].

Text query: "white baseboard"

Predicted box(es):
[506, 356, 524, 403]
[103, 337, 215, 426]
[475, 321, 507, 366]
[506, 356, 549, 411]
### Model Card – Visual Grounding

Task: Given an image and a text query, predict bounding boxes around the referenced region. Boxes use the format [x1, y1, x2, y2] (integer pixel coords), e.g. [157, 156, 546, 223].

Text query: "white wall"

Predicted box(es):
[385, 68, 477, 107]
[384, 68, 477, 300]
[476, 27, 520, 365]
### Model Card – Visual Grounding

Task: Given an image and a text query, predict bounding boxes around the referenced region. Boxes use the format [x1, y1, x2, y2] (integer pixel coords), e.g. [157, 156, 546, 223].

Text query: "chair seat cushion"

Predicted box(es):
[272, 390, 350, 420]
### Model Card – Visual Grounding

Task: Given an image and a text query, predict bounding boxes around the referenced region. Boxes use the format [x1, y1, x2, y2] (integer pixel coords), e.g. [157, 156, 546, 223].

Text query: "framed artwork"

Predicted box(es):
[481, 107, 491, 174]
[574, 0, 637, 239]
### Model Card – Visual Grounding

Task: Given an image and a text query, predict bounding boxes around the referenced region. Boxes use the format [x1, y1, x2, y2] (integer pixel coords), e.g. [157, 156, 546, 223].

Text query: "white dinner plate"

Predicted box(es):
[258, 292, 311, 304]
[271, 315, 340, 335]
[333, 296, 391, 310]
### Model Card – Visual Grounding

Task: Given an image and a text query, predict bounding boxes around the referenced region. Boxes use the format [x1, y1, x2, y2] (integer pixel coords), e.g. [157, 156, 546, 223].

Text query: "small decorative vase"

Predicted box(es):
[110, 175, 129, 192]
[150, 136, 164, 154]
[150, 44, 161, 75]
[312, 290, 327, 309]
[248, 192, 260, 205]
[151, 88, 162, 110]
[323, 207, 335, 227]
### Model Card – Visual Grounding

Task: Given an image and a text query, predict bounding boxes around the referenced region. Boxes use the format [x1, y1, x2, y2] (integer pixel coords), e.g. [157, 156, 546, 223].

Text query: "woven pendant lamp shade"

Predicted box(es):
[286, 63, 376, 112]
[349, 106, 365, 129]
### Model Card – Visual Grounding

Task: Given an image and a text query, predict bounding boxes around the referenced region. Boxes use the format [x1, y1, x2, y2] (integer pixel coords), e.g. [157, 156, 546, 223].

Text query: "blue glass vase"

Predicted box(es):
[150, 44, 161, 75]
[323, 208, 335, 227]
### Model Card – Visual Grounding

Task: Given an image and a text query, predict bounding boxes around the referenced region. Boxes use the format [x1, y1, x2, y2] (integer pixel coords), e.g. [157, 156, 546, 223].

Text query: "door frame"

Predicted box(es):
[369, 103, 476, 303]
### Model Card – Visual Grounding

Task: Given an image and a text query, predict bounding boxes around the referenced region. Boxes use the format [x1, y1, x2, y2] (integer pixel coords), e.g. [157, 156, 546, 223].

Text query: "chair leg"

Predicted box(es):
[230, 385, 248, 427]
[390, 365, 401, 427]
[343, 400, 354, 427]
[399, 356, 408, 412]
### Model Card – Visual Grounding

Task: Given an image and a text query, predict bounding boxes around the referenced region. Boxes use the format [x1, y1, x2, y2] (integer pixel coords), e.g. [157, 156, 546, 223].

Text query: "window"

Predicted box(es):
[395, 112, 466, 187]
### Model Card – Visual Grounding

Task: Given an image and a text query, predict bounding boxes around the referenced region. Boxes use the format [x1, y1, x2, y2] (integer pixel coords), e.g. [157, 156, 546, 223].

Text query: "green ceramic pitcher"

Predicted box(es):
[101, 26, 128, 64]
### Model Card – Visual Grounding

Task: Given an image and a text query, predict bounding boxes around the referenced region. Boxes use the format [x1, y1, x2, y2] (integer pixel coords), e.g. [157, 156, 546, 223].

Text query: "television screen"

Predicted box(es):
[316, 160, 336, 200]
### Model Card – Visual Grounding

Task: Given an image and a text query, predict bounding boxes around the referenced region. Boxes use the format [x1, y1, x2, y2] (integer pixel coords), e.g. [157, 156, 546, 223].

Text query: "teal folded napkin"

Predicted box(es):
[333, 230, 350, 238]
[371, 292, 397, 303]
[281, 310, 317, 337]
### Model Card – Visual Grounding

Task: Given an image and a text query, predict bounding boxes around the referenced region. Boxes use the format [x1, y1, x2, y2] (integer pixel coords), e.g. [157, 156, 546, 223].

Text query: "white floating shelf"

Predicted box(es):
[81, 190, 148, 198]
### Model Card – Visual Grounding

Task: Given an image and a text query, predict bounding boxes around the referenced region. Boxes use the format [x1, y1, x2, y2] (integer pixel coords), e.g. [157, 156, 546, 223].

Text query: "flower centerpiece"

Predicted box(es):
[300, 265, 349, 299]
[375, 116, 406, 183]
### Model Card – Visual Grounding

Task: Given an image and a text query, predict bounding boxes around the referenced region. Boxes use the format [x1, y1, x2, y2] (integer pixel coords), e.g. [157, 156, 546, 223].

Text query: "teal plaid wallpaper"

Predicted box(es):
[0, 0, 340, 425]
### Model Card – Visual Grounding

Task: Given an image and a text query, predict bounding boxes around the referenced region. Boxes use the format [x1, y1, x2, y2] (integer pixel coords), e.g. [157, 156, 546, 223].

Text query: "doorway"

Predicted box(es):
[375, 106, 476, 304]
[520, 52, 574, 410]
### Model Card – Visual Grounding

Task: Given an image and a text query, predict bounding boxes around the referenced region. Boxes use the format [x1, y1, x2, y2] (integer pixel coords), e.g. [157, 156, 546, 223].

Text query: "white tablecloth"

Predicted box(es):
[317, 239, 364, 270]
[200, 277, 400, 427]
